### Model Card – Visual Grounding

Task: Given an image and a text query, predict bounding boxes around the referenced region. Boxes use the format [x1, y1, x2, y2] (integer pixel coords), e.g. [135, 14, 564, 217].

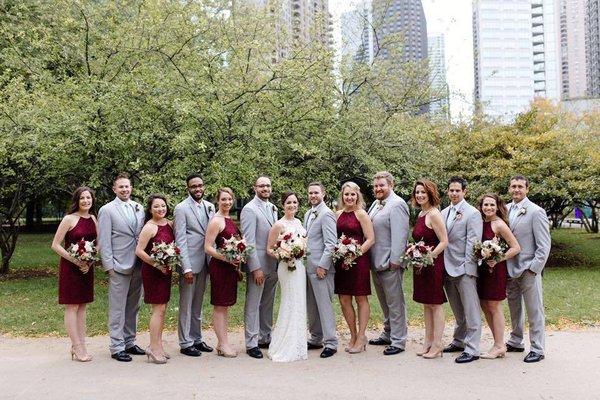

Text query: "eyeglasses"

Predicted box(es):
[256, 184, 272, 188]
[189, 184, 204, 189]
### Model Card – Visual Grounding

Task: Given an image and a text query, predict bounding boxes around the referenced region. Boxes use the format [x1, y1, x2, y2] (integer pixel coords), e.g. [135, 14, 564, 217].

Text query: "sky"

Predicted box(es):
[328, 0, 474, 119]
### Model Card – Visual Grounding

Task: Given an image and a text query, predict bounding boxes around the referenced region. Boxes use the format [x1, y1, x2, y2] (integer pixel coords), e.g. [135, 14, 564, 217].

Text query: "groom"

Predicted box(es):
[98, 173, 146, 362]
[368, 171, 410, 356]
[506, 175, 551, 363]
[241, 176, 279, 359]
[304, 182, 338, 358]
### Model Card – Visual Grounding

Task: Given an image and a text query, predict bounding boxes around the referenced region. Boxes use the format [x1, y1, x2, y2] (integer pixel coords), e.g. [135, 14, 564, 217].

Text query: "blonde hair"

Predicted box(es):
[337, 181, 366, 211]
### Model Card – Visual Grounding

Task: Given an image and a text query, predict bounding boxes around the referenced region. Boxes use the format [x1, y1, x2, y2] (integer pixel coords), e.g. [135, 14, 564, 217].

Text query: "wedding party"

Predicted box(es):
[51, 171, 550, 365]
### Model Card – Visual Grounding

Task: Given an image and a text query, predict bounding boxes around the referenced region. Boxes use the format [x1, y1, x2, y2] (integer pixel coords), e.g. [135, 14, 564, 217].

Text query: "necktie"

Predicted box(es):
[446, 206, 456, 230]
[307, 209, 316, 228]
[124, 203, 135, 226]
[266, 204, 274, 224]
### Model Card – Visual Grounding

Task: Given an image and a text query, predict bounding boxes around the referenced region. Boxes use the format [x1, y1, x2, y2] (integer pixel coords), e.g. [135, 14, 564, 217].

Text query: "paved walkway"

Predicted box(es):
[1, 329, 599, 400]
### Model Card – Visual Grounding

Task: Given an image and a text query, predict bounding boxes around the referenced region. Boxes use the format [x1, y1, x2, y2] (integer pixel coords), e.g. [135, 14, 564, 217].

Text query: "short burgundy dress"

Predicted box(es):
[58, 216, 96, 304]
[208, 218, 241, 307]
[334, 211, 371, 296]
[141, 223, 174, 304]
[412, 215, 447, 304]
[477, 221, 508, 301]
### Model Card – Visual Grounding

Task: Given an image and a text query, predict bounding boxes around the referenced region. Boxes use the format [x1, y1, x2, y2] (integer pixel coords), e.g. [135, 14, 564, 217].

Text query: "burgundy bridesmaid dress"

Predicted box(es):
[477, 221, 508, 301]
[58, 216, 96, 304]
[208, 218, 241, 307]
[141, 224, 174, 304]
[334, 211, 371, 296]
[412, 215, 447, 305]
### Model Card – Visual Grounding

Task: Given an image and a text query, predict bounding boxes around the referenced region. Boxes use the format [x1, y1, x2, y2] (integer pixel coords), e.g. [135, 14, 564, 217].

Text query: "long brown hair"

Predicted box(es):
[477, 193, 508, 224]
[411, 179, 441, 208]
[68, 186, 97, 216]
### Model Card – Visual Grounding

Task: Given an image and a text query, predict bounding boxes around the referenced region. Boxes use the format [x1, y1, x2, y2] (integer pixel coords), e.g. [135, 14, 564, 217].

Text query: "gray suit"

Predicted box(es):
[304, 201, 338, 349]
[98, 198, 145, 354]
[441, 200, 483, 356]
[241, 196, 279, 348]
[368, 192, 409, 349]
[506, 197, 551, 355]
[173, 195, 214, 349]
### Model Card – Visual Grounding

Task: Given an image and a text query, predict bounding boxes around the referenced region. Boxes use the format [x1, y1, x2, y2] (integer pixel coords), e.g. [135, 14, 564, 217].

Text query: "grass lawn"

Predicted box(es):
[1, 229, 598, 337]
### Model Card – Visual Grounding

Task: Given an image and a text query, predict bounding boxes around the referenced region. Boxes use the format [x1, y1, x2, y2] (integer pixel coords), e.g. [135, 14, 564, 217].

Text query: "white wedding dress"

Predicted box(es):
[268, 218, 308, 362]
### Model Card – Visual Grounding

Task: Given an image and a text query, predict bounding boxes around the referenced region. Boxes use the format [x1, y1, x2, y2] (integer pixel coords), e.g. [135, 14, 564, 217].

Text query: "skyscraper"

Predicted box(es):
[560, 0, 587, 99]
[473, 0, 562, 120]
[586, 0, 600, 96]
[428, 34, 450, 118]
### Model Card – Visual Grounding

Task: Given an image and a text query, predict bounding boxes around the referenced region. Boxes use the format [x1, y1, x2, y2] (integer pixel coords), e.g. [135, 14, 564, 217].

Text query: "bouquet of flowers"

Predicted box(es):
[400, 240, 434, 273]
[67, 239, 101, 273]
[472, 236, 508, 272]
[218, 235, 254, 265]
[272, 231, 308, 271]
[150, 241, 181, 273]
[332, 234, 363, 270]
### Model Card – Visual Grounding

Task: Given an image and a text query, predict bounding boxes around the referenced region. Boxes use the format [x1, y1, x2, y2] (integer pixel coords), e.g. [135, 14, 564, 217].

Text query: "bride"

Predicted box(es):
[266, 191, 308, 362]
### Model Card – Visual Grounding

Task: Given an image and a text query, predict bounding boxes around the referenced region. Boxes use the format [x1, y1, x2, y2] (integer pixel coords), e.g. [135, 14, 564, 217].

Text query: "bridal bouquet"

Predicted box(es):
[332, 234, 363, 270]
[400, 240, 434, 273]
[272, 231, 308, 271]
[150, 241, 181, 273]
[67, 239, 101, 273]
[218, 235, 254, 265]
[472, 236, 508, 272]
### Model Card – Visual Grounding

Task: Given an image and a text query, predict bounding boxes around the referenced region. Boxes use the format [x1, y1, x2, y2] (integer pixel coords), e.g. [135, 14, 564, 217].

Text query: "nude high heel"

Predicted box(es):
[422, 345, 443, 359]
[481, 346, 506, 359]
[70, 344, 92, 362]
[348, 336, 367, 354]
[146, 347, 167, 364]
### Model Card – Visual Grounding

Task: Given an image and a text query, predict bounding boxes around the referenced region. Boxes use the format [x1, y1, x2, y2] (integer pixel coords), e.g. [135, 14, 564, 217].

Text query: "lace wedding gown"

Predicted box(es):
[268, 218, 308, 362]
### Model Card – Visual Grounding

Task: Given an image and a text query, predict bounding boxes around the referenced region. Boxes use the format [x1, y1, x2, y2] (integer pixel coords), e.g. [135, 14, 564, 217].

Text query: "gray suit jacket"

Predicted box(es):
[368, 192, 410, 271]
[98, 198, 145, 274]
[240, 196, 278, 274]
[441, 201, 482, 277]
[506, 197, 551, 278]
[173, 196, 215, 274]
[303, 201, 337, 273]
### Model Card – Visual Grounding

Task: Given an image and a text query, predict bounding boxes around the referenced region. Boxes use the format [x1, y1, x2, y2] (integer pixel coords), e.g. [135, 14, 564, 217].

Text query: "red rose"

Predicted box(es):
[283, 233, 292, 241]
[342, 237, 352, 245]
[418, 245, 428, 253]
[175, 247, 181, 254]
[237, 242, 246, 252]
[296, 250, 304, 258]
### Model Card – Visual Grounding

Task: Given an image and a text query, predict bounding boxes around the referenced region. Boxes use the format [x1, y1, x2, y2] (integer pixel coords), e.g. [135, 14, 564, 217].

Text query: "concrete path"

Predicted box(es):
[1, 329, 599, 400]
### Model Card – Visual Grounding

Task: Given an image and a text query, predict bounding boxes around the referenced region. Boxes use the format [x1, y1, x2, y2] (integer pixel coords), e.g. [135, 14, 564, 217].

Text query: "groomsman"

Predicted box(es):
[98, 173, 146, 362]
[304, 182, 338, 358]
[173, 174, 215, 357]
[241, 176, 279, 359]
[441, 177, 483, 364]
[506, 175, 551, 363]
[368, 171, 410, 356]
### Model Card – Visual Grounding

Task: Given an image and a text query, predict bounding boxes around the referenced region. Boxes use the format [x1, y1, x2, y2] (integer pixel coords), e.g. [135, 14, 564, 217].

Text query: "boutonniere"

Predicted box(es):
[518, 207, 527, 216]
[208, 205, 214, 213]
[312, 209, 318, 217]
[454, 210, 463, 221]
[378, 200, 386, 210]
[272, 205, 277, 213]
[134, 204, 141, 213]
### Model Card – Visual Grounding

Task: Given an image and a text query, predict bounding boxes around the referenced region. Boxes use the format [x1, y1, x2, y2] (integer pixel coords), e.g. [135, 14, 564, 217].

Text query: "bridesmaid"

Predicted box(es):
[51, 186, 98, 362]
[477, 193, 520, 359]
[411, 179, 448, 359]
[335, 181, 375, 354]
[135, 194, 174, 364]
[204, 188, 242, 358]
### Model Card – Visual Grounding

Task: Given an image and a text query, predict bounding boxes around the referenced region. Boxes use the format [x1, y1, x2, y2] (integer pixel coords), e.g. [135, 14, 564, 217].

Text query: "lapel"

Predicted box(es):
[307, 202, 323, 232]
[188, 196, 207, 231]
[113, 198, 135, 234]
[446, 201, 463, 235]
[510, 198, 529, 233]
[255, 197, 274, 227]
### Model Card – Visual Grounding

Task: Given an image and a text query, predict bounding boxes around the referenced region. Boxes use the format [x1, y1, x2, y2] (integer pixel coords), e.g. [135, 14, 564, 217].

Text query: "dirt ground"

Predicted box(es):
[1, 328, 599, 400]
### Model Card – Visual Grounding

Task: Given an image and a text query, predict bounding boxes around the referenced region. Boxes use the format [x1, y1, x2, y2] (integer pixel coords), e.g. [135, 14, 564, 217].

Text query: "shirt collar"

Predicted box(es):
[116, 197, 131, 206]
[451, 199, 465, 210]
[512, 198, 527, 209]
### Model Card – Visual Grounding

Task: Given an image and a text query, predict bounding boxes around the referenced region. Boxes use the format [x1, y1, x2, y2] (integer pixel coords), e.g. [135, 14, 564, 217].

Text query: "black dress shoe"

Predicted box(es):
[443, 343, 465, 353]
[246, 347, 263, 359]
[368, 338, 391, 346]
[383, 346, 404, 356]
[455, 352, 479, 363]
[524, 351, 545, 363]
[111, 351, 132, 362]
[194, 341, 214, 353]
[307, 342, 324, 350]
[124, 345, 146, 355]
[506, 343, 525, 352]
[257, 342, 270, 349]
[320, 348, 337, 358]
[180, 346, 201, 357]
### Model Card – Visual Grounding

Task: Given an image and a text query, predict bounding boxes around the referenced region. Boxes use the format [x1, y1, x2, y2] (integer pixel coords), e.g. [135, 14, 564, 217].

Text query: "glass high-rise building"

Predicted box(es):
[586, 0, 600, 96]
[428, 34, 450, 119]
